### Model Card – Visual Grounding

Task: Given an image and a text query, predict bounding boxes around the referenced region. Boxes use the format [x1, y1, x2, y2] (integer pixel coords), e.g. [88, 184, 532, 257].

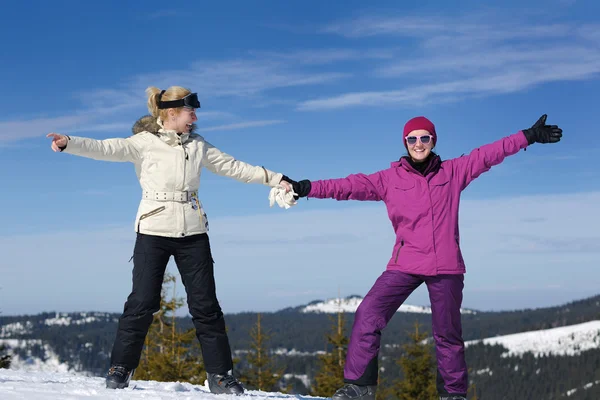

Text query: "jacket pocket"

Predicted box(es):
[429, 172, 450, 187]
[394, 181, 415, 191]
[394, 240, 404, 263]
[136, 206, 166, 232]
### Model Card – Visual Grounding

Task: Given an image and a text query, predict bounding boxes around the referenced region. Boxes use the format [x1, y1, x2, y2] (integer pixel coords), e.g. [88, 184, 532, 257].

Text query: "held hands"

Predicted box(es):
[268, 177, 296, 209]
[47, 133, 69, 152]
[522, 115, 563, 145]
[281, 176, 311, 200]
[269, 176, 311, 209]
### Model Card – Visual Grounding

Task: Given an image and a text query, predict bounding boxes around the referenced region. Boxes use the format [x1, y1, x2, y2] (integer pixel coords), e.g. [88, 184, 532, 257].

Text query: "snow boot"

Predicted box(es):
[207, 372, 244, 395]
[332, 383, 376, 400]
[105, 365, 134, 389]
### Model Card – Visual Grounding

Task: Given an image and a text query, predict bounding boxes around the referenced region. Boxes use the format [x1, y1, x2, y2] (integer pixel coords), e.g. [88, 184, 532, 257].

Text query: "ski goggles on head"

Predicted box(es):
[157, 91, 201, 109]
[405, 135, 434, 145]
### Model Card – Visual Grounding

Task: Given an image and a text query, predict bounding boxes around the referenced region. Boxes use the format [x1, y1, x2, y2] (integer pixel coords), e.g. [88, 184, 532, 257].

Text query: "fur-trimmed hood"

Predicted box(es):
[131, 115, 197, 135]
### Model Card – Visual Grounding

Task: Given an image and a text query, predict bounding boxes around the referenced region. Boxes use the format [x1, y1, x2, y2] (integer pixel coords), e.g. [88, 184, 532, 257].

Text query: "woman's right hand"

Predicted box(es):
[47, 133, 68, 152]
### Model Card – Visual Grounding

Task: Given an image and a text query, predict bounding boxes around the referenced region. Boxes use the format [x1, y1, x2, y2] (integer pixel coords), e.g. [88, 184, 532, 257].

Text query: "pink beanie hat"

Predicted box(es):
[403, 116, 437, 148]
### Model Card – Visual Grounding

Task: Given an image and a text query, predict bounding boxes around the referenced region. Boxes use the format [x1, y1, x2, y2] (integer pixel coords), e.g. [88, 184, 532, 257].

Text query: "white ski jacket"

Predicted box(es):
[62, 115, 284, 238]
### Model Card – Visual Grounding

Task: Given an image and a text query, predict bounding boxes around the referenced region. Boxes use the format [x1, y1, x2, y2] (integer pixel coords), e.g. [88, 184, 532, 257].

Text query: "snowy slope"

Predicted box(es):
[42, 312, 115, 326]
[0, 321, 33, 337]
[0, 339, 72, 373]
[0, 369, 325, 400]
[465, 320, 600, 357]
[300, 296, 476, 314]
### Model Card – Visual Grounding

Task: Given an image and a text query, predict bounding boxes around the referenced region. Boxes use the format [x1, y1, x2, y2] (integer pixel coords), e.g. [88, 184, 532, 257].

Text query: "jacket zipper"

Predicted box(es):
[426, 178, 438, 271]
[136, 206, 166, 232]
[180, 141, 191, 233]
[394, 240, 404, 263]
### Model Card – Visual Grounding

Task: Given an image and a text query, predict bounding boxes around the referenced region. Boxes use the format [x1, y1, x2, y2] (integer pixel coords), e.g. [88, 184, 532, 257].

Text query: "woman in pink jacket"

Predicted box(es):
[288, 115, 562, 400]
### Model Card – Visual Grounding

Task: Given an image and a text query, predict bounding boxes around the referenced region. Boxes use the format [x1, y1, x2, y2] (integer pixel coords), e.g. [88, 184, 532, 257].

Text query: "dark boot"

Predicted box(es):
[105, 365, 134, 389]
[207, 372, 244, 395]
[440, 396, 467, 400]
[332, 383, 376, 400]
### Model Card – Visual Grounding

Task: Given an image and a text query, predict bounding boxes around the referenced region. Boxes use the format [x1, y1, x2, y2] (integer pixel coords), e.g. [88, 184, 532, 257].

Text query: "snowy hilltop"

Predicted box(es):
[0, 369, 324, 400]
[465, 320, 600, 357]
[300, 295, 476, 314]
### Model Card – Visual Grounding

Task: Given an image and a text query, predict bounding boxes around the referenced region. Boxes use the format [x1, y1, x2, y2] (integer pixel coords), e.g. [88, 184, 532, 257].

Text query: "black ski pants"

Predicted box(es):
[110, 232, 233, 373]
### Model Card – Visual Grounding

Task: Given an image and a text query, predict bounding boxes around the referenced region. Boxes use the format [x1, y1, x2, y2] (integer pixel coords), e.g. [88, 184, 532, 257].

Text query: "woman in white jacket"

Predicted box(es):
[47, 86, 292, 394]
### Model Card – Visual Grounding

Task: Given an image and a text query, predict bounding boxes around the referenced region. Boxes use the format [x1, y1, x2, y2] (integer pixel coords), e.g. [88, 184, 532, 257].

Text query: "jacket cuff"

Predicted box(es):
[517, 130, 531, 147]
[269, 172, 284, 187]
[262, 168, 283, 187]
[58, 135, 71, 152]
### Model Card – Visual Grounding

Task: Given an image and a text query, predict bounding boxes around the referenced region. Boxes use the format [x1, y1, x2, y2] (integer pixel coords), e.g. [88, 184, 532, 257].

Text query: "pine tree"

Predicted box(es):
[376, 376, 398, 400]
[393, 322, 437, 400]
[0, 344, 11, 369]
[135, 273, 205, 384]
[469, 383, 479, 400]
[311, 300, 348, 397]
[240, 313, 284, 392]
[0, 308, 10, 369]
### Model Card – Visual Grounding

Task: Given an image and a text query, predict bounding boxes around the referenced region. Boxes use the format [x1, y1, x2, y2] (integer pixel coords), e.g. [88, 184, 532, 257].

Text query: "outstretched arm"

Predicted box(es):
[202, 140, 284, 187]
[449, 114, 562, 190]
[47, 133, 144, 163]
[289, 171, 386, 202]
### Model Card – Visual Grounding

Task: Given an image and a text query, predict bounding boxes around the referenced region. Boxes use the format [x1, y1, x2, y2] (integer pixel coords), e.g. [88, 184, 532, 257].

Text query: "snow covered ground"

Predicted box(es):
[0, 369, 325, 400]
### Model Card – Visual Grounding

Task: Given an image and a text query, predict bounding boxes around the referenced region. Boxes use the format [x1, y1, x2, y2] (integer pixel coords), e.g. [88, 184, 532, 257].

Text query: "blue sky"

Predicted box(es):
[1, 0, 599, 315]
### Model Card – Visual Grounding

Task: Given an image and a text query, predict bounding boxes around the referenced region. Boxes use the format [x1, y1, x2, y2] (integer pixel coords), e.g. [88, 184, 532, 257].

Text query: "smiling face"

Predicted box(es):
[405, 129, 434, 162]
[166, 107, 198, 133]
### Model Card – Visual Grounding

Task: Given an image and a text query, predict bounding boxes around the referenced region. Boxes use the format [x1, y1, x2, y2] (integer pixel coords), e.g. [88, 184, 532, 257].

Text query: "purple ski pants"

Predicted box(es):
[344, 270, 467, 396]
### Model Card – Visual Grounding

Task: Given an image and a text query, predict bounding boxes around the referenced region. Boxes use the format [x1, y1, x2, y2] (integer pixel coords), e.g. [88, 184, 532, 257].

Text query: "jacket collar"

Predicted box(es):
[156, 118, 190, 146]
[391, 153, 441, 176]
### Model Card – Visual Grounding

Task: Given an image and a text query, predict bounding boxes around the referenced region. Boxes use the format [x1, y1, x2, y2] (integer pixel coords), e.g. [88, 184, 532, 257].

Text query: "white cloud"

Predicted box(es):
[0, 115, 92, 142]
[0, 52, 351, 143]
[577, 24, 600, 44]
[197, 120, 286, 133]
[301, 14, 600, 110]
[68, 122, 133, 134]
[0, 97, 142, 142]
[248, 48, 395, 65]
[321, 14, 572, 41]
[321, 15, 442, 38]
[127, 60, 349, 99]
[297, 60, 600, 110]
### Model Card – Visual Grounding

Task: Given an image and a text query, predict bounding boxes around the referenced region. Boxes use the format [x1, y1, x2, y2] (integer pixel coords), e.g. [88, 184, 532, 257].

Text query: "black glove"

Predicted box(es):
[282, 176, 312, 199]
[522, 114, 563, 145]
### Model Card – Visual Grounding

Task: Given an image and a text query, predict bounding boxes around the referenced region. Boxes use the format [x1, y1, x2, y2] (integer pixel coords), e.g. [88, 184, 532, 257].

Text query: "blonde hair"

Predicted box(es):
[146, 86, 192, 122]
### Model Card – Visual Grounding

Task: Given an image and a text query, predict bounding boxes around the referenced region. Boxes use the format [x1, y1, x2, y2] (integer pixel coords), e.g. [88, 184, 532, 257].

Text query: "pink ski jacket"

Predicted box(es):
[308, 132, 529, 276]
